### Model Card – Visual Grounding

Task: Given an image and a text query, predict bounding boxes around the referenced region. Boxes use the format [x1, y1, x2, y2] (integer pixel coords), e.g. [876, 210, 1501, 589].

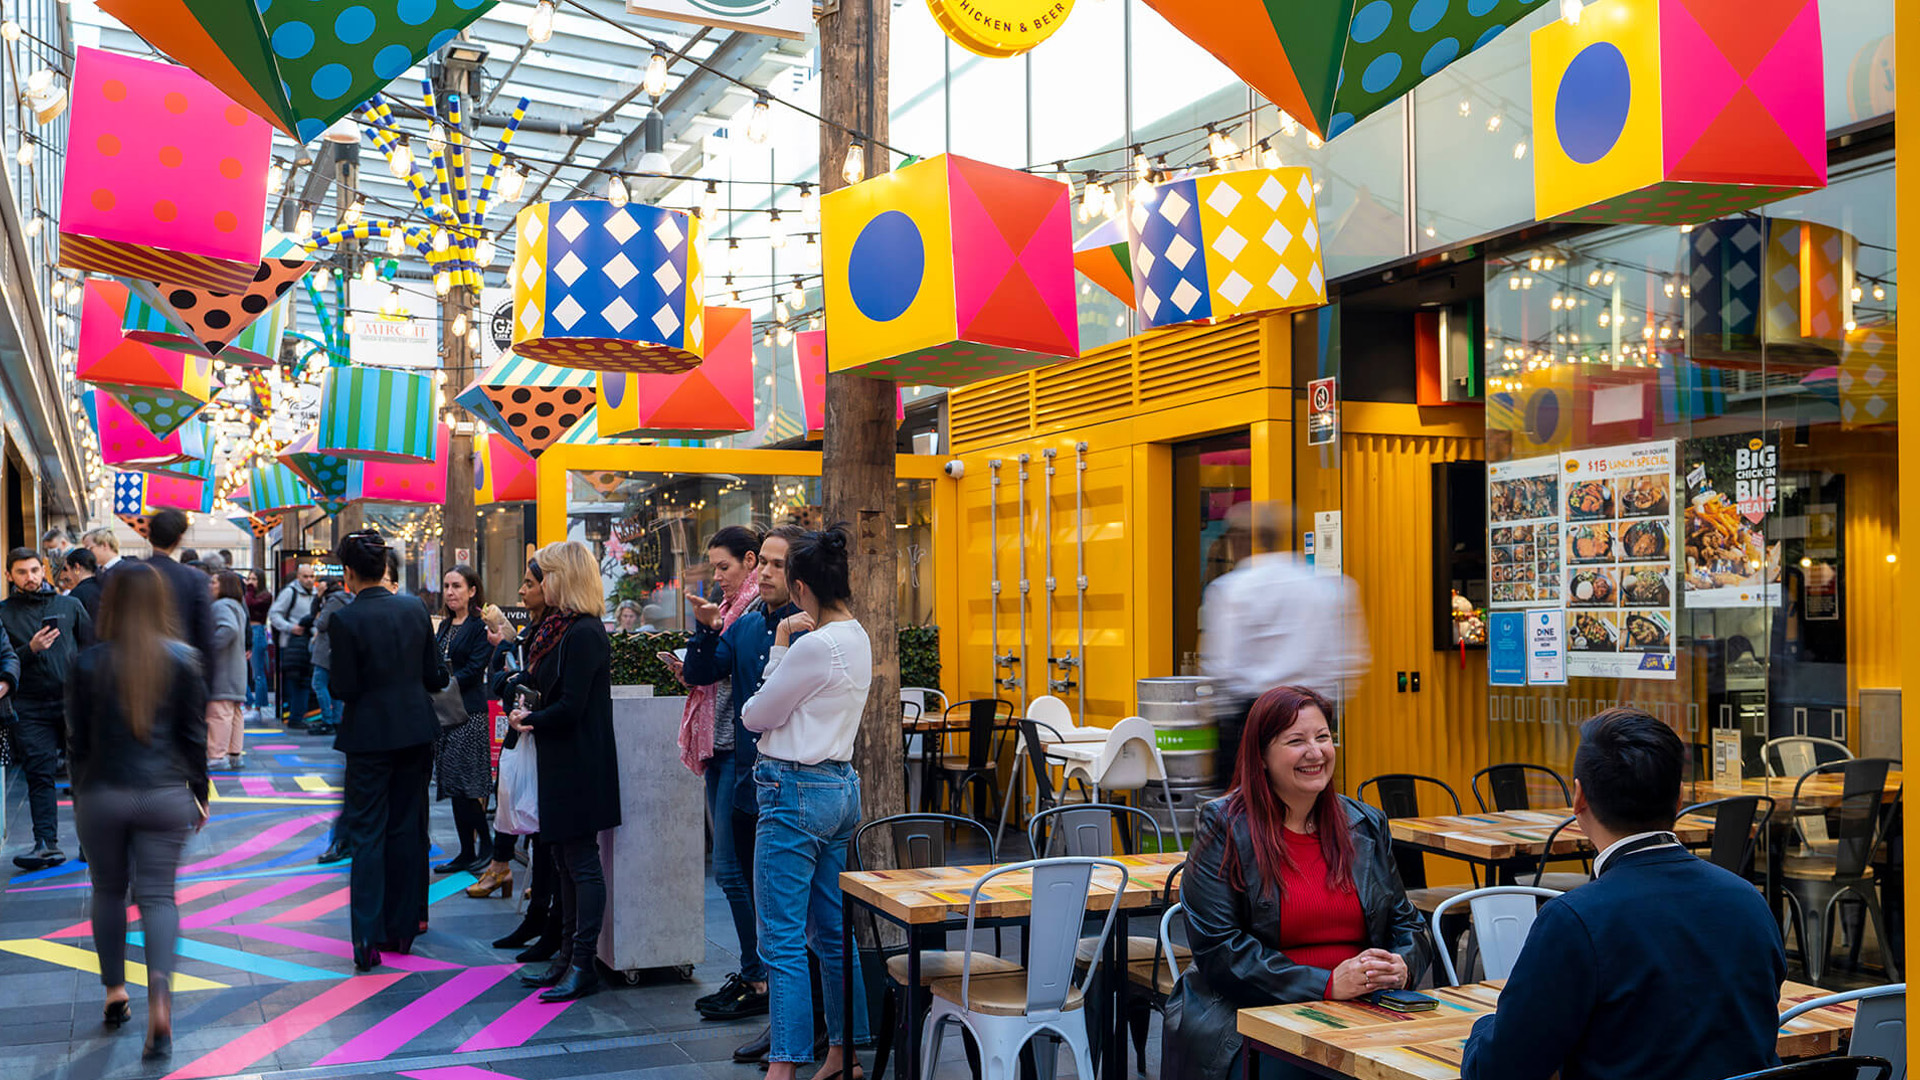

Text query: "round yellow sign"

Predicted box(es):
[928, 0, 1074, 58]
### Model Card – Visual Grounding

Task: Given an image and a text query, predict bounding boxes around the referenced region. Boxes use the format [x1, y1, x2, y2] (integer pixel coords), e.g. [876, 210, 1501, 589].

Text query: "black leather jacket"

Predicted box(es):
[1163, 794, 1429, 1080]
[65, 641, 210, 804]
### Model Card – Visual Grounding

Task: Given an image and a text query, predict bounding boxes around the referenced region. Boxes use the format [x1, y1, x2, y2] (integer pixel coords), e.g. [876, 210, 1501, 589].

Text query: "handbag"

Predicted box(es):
[431, 629, 469, 729]
[495, 731, 540, 835]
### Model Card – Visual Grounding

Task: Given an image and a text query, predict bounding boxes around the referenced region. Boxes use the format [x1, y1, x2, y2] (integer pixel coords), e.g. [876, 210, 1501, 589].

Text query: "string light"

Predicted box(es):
[387, 227, 405, 255]
[294, 207, 314, 236]
[1512, 141, 1528, 160]
[14, 142, 32, 167]
[607, 173, 629, 207]
[1458, 99, 1472, 118]
[1873, 285, 1887, 301]
[768, 210, 787, 249]
[1850, 285, 1863, 302]
[797, 182, 818, 224]
[389, 136, 414, 178]
[1560, 0, 1584, 22]
[500, 163, 528, 203]
[432, 228, 449, 252]
[476, 236, 496, 264]
[643, 50, 669, 99]
[527, 0, 555, 43]
[803, 233, 820, 269]
[841, 143, 866, 185]
[746, 94, 772, 145]
[23, 214, 41, 238]
[0, 21, 19, 42]
[1487, 115, 1503, 132]
[788, 277, 807, 311]
[701, 180, 722, 221]
[360, 262, 377, 283]
[725, 275, 741, 305]
[468, 326, 482, 350]
[451, 313, 468, 336]
[266, 162, 284, 193]
[343, 199, 364, 227]
[381, 286, 401, 317]
[434, 271, 451, 296]
[1258, 141, 1281, 170]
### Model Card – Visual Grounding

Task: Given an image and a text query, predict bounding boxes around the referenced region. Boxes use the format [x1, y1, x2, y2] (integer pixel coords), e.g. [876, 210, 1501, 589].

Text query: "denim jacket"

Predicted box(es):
[681, 599, 801, 813]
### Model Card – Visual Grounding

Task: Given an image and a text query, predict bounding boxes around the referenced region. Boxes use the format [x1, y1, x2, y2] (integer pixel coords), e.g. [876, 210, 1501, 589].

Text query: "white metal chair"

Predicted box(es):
[1766, 736, 1854, 779]
[921, 857, 1129, 1080]
[1779, 984, 1906, 1080]
[1429, 885, 1562, 985]
[1061, 716, 1184, 849]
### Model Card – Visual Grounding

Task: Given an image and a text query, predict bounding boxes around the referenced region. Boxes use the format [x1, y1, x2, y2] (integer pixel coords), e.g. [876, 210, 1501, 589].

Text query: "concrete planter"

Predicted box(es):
[596, 688, 703, 980]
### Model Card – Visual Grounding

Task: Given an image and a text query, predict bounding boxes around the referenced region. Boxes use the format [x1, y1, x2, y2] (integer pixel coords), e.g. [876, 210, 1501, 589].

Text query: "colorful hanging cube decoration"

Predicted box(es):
[122, 288, 289, 368]
[316, 365, 437, 463]
[456, 353, 597, 457]
[58, 47, 272, 291]
[112, 471, 153, 535]
[144, 451, 215, 485]
[475, 429, 538, 505]
[1074, 217, 1135, 309]
[1762, 220, 1854, 350]
[510, 200, 704, 374]
[227, 480, 253, 513]
[597, 306, 755, 439]
[1143, 0, 1547, 141]
[78, 280, 215, 439]
[792, 330, 903, 437]
[247, 462, 315, 514]
[95, 0, 499, 143]
[823, 154, 1078, 386]
[87, 391, 212, 474]
[128, 230, 314, 355]
[1128, 167, 1327, 330]
[146, 471, 216, 514]
[277, 430, 356, 500]
[356, 424, 450, 505]
[1531, 0, 1826, 224]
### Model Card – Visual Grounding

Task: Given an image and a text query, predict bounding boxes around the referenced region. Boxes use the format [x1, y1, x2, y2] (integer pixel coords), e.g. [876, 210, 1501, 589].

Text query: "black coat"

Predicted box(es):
[68, 576, 102, 625]
[518, 615, 620, 842]
[66, 641, 209, 803]
[1162, 795, 1428, 1080]
[145, 554, 215, 689]
[437, 615, 494, 715]
[0, 586, 92, 707]
[326, 586, 448, 754]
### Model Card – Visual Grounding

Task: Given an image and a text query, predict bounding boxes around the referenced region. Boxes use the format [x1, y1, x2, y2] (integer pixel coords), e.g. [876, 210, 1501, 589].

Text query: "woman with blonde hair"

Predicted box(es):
[506, 540, 621, 1002]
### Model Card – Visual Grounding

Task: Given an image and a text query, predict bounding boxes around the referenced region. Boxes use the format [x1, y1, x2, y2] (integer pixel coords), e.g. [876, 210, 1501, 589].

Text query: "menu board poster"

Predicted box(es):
[1487, 454, 1562, 609]
[1560, 439, 1679, 680]
[1682, 433, 1781, 608]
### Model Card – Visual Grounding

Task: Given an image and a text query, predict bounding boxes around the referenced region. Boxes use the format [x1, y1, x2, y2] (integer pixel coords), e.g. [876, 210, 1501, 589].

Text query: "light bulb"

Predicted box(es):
[788, 278, 806, 311]
[500, 163, 528, 203]
[1560, 0, 1584, 22]
[0, 21, 20, 42]
[747, 94, 772, 145]
[697, 180, 722, 222]
[15, 142, 32, 167]
[1874, 285, 1887, 301]
[64, 283, 81, 305]
[1603, 271, 1615, 285]
[798, 183, 817, 224]
[476, 236, 495, 264]
[1850, 285, 1863, 303]
[527, 0, 555, 43]
[1512, 140, 1528, 160]
[427, 123, 447, 159]
[452, 313, 468, 336]
[387, 227, 405, 255]
[390, 136, 414, 178]
[841, 143, 865, 185]
[643, 50, 669, 99]
[607, 174, 629, 207]
[763, 328, 775, 347]
[769, 210, 787, 249]
[24, 215, 40, 238]
[360, 262, 376, 282]
[1487, 115, 1502, 132]
[344, 200, 364, 226]
[1278, 112, 1298, 138]
[435, 272, 451, 296]
[776, 325, 793, 347]
[467, 326, 481, 350]
[726, 238, 741, 275]
[432, 228, 449, 252]
[774, 297, 790, 322]
[1259, 143, 1281, 170]
[803, 233, 820, 270]
[1458, 99, 1471, 118]
[295, 207, 314, 235]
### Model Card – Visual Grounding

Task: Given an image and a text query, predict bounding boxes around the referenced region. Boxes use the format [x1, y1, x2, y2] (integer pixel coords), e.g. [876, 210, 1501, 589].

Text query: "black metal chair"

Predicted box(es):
[1358, 772, 1478, 893]
[1530, 816, 1592, 891]
[1719, 1058, 1891, 1080]
[850, 813, 998, 1079]
[1676, 795, 1774, 877]
[1125, 861, 1188, 1074]
[932, 698, 1016, 823]
[1471, 762, 1572, 812]
[1781, 759, 1903, 984]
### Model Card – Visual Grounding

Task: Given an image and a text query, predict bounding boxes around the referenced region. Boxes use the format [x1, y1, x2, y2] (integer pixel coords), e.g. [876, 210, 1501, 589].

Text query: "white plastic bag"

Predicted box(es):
[495, 732, 540, 836]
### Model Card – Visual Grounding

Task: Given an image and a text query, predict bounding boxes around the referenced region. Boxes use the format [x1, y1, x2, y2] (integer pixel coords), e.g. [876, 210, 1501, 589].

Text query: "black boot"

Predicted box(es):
[539, 964, 600, 1002]
[732, 1024, 772, 1064]
[520, 958, 569, 988]
[493, 914, 544, 950]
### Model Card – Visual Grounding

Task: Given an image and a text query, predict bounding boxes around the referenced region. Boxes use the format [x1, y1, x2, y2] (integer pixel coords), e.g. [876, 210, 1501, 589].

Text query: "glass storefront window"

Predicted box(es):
[1171, 431, 1252, 675]
[475, 503, 534, 611]
[1253, 99, 1408, 280]
[1482, 156, 1898, 788]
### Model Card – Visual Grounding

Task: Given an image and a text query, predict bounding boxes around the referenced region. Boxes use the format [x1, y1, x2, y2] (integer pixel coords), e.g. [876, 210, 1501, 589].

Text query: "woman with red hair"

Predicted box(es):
[1162, 685, 1427, 1080]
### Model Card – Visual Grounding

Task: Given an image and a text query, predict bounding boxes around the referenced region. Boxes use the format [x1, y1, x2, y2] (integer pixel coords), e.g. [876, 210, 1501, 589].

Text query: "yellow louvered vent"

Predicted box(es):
[1138, 318, 1263, 406]
[1034, 352, 1134, 429]
[949, 377, 1031, 447]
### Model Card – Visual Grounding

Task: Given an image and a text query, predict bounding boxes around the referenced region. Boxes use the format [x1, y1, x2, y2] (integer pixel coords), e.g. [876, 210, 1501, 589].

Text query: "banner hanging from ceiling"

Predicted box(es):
[625, 0, 814, 41]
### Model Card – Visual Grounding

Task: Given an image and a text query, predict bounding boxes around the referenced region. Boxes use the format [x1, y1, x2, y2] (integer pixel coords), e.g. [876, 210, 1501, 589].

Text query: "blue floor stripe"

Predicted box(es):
[127, 932, 342, 982]
[8, 810, 287, 884]
[428, 872, 478, 904]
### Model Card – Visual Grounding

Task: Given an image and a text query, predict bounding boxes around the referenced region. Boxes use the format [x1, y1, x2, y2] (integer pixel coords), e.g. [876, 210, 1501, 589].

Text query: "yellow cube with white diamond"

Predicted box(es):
[1127, 167, 1327, 330]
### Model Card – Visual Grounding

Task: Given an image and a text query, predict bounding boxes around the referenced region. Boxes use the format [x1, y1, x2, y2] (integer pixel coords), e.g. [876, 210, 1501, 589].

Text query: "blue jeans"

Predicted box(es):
[248, 625, 270, 709]
[311, 667, 343, 727]
[706, 755, 765, 982]
[753, 757, 868, 1063]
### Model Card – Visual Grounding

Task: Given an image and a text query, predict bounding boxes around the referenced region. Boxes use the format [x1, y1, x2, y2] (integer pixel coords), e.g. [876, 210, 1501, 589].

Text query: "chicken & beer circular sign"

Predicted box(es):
[928, 0, 1074, 58]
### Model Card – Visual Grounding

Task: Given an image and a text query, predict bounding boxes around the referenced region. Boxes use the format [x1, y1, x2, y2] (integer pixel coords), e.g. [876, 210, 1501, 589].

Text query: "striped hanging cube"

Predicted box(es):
[357, 424, 450, 505]
[126, 230, 313, 354]
[122, 288, 289, 368]
[316, 365, 436, 463]
[455, 352, 596, 456]
[1128, 167, 1328, 330]
[58, 47, 271, 291]
[89, 390, 211, 475]
[277, 430, 356, 500]
[509, 200, 705, 374]
[247, 462, 314, 513]
[78, 280, 214, 437]
[597, 306, 756, 439]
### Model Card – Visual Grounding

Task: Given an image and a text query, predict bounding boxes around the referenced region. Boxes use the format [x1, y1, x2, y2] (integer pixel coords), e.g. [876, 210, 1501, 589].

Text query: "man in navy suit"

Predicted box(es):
[1462, 707, 1787, 1080]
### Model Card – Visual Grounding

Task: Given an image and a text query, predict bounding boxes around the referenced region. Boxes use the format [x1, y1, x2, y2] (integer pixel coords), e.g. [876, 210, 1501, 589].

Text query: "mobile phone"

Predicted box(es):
[656, 651, 682, 667]
[1367, 988, 1437, 1013]
[514, 687, 542, 713]
[40, 616, 59, 630]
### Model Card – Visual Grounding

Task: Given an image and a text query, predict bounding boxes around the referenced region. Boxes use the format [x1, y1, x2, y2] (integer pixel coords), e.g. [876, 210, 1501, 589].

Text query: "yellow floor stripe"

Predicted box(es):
[294, 775, 341, 793]
[0, 939, 228, 991]
[207, 792, 342, 806]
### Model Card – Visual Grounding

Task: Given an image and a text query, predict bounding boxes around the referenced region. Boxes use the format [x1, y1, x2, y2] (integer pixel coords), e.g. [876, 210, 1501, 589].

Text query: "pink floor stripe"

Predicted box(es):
[268, 885, 351, 924]
[455, 988, 575, 1052]
[179, 875, 331, 930]
[45, 880, 230, 939]
[239, 776, 278, 797]
[221, 923, 462, 971]
[402, 1067, 527, 1080]
[163, 972, 405, 1080]
[178, 811, 335, 876]
[315, 965, 522, 1066]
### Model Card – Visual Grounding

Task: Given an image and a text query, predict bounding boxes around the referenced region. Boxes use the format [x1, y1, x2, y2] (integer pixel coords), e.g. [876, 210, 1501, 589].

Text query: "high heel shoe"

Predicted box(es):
[467, 865, 513, 899]
[142, 1032, 172, 1060]
[353, 941, 382, 972]
[103, 1000, 131, 1028]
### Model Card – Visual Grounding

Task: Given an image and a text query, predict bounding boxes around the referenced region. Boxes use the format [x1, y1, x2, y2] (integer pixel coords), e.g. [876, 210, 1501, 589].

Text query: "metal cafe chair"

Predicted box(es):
[1779, 984, 1906, 1080]
[932, 698, 1017, 823]
[1472, 762, 1576, 884]
[1719, 1059, 1892, 1080]
[1529, 816, 1593, 892]
[1781, 759, 1903, 984]
[1429, 885, 1563, 986]
[1765, 735, 1854, 779]
[1676, 795, 1775, 877]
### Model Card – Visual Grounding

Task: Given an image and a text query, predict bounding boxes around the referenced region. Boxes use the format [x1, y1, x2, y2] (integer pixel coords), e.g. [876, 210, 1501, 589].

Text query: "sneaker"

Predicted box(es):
[242, 709, 261, 723]
[698, 978, 769, 1020]
[228, 754, 244, 770]
[12, 843, 65, 871]
[696, 972, 748, 1012]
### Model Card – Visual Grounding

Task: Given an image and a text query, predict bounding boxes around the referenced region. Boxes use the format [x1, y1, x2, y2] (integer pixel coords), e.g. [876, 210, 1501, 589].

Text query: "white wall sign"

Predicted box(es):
[349, 280, 435, 369]
[1313, 510, 1342, 577]
[480, 286, 513, 368]
[1528, 609, 1566, 685]
[624, 0, 813, 40]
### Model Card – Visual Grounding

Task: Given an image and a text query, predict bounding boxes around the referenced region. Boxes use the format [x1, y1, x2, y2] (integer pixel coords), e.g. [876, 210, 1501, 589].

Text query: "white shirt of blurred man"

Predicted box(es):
[1200, 501, 1370, 705]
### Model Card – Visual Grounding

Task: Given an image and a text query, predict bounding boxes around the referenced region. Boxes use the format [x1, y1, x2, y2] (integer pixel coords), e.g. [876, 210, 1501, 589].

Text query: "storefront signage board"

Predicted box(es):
[1489, 611, 1527, 687]
[1528, 609, 1566, 685]
[1682, 433, 1781, 608]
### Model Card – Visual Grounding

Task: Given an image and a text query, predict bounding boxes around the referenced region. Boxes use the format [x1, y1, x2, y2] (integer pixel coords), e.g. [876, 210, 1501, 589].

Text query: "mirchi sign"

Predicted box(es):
[929, 0, 1074, 58]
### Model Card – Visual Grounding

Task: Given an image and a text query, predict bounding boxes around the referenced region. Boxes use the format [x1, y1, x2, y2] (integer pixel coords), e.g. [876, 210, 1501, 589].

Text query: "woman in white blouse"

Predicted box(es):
[741, 525, 871, 1080]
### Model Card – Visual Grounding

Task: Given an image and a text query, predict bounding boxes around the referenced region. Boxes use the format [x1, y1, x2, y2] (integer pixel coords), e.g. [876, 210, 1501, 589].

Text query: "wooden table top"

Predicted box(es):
[1238, 979, 1855, 1080]
[1690, 771, 1904, 807]
[1387, 809, 1712, 862]
[840, 852, 1185, 926]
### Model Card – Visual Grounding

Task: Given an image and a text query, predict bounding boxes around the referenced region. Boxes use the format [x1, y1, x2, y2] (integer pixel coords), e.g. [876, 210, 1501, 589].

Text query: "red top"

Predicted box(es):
[1276, 827, 1367, 997]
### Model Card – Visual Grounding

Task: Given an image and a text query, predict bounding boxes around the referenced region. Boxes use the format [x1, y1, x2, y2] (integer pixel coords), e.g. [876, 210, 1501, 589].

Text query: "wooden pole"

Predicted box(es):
[438, 63, 478, 596]
[819, 0, 904, 841]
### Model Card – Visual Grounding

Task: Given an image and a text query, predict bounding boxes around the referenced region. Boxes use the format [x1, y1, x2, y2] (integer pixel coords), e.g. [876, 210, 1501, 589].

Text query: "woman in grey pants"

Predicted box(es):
[66, 563, 209, 1060]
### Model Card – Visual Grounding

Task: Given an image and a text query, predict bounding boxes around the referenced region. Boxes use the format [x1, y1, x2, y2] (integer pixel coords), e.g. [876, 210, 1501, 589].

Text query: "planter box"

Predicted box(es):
[597, 689, 702, 978]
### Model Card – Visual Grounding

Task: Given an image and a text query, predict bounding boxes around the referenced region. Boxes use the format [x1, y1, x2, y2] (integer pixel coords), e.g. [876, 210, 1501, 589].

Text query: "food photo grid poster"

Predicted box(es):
[1560, 440, 1678, 679]
[1682, 432, 1781, 608]
[1487, 455, 1562, 609]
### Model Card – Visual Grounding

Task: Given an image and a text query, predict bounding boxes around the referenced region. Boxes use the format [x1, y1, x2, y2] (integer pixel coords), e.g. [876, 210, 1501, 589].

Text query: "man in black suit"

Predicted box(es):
[324, 530, 448, 970]
[1461, 707, 1787, 1080]
[143, 510, 216, 690]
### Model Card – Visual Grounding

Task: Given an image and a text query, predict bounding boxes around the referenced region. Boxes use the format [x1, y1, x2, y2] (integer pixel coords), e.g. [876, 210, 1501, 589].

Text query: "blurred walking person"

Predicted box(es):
[434, 565, 496, 874]
[142, 511, 216, 694]
[509, 541, 621, 1003]
[307, 580, 351, 739]
[2, 547, 93, 870]
[1201, 502, 1369, 788]
[243, 570, 273, 722]
[63, 548, 103, 624]
[269, 563, 319, 730]
[68, 563, 209, 1060]
[207, 572, 250, 770]
[326, 530, 448, 970]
